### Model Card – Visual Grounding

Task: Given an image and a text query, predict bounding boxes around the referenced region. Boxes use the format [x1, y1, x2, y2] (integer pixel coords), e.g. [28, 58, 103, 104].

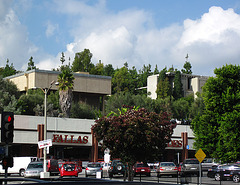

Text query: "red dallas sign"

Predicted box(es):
[52, 134, 88, 144]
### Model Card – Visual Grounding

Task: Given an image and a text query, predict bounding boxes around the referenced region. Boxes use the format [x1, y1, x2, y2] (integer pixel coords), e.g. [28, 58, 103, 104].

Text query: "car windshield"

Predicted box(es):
[88, 163, 101, 167]
[185, 160, 199, 164]
[27, 163, 43, 169]
[161, 162, 175, 167]
[63, 163, 76, 170]
[136, 163, 148, 167]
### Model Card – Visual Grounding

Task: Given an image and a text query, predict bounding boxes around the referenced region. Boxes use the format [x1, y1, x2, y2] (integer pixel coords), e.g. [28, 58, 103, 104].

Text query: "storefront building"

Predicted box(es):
[0, 114, 195, 163]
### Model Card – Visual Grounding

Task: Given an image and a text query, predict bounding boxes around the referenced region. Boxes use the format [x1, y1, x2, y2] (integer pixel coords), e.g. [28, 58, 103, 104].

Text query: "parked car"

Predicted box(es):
[231, 169, 240, 183]
[181, 159, 200, 176]
[133, 163, 151, 177]
[213, 164, 240, 181]
[0, 157, 39, 177]
[24, 160, 59, 178]
[85, 162, 102, 177]
[108, 160, 127, 178]
[201, 158, 219, 171]
[60, 162, 78, 177]
[207, 165, 219, 178]
[157, 162, 178, 177]
[47, 159, 59, 175]
[24, 161, 44, 178]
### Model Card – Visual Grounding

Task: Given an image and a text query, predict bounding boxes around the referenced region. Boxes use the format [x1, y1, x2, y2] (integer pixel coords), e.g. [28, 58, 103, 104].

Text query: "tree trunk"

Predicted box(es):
[59, 89, 73, 118]
[127, 164, 134, 181]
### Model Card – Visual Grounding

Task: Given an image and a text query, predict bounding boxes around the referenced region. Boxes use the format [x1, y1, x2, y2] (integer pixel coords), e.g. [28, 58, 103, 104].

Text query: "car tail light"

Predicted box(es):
[86, 167, 89, 171]
[160, 167, 163, 171]
[100, 167, 102, 170]
[174, 167, 178, 170]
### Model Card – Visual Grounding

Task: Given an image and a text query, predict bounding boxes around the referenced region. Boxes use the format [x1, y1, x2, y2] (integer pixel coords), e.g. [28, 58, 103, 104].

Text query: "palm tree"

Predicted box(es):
[57, 65, 75, 118]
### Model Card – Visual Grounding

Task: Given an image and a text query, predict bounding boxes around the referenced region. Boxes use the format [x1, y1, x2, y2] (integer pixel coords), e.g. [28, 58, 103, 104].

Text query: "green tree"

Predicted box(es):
[0, 76, 21, 113]
[91, 60, 104, 75]
[173, 71, 183, 100]
[103, 64, 115, 77]
[156, 68, 171, 99]
[92, 107, 176, 181]
[2, 59, 16, 77]
[112, 66, 131, 93]
[58, 64, 75, 118]
[18, 89, 44, 115]
[72, 49, 94, 73]
[191, 64, 240, 162]
[71, 102, 97, 119]
[181, 61, 192, 74]
[27, 56, 36, 71]
[153, 65, 159, 74]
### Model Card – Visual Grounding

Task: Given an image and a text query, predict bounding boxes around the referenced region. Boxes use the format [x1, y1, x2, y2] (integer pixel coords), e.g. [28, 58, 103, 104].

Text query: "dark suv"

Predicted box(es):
[108, 160, 127, 178]
[181, 159, 200, 176]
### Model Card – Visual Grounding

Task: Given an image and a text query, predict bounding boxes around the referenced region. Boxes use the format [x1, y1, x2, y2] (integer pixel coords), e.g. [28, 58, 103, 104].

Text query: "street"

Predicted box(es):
[0, 171, 239, 184]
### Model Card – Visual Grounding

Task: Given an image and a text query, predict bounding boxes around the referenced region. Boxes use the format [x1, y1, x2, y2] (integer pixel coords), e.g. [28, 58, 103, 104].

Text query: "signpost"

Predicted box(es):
[195, 148, 206, 185]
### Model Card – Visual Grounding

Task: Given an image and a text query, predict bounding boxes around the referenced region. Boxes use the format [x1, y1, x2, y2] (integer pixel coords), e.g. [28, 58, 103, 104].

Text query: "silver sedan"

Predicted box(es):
[85, 162, 103, 177]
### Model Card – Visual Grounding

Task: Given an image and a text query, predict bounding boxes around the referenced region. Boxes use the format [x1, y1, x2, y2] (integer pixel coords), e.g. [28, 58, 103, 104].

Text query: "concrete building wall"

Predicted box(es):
[5, 69, 111, 95]
[147, 73, 209, 99]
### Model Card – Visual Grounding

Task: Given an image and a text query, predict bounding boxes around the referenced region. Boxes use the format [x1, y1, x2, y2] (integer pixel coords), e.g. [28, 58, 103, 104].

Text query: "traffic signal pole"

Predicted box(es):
[1, 111, 14, 184]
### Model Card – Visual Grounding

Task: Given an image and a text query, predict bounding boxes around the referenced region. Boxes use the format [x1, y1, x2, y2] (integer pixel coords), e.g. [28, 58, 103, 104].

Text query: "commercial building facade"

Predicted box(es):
[0, 114, 195, 163]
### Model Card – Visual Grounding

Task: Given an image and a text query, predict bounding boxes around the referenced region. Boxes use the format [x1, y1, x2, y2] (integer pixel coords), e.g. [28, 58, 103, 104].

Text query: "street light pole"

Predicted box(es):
[43, 88, 47, 174]
[39, 80, 57, 178]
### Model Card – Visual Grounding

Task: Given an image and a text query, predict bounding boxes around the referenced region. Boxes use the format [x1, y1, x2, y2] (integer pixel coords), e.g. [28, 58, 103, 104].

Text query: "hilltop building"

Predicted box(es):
[147, 72, 209, 99]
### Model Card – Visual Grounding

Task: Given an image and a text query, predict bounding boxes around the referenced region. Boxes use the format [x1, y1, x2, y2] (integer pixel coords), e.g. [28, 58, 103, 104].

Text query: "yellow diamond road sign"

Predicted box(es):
[195, 148, 206, 163]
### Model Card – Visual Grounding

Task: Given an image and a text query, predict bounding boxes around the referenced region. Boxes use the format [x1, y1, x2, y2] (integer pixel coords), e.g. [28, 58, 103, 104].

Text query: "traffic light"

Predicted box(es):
[1, 112, 14, 144]
[2, 156, 13, 169]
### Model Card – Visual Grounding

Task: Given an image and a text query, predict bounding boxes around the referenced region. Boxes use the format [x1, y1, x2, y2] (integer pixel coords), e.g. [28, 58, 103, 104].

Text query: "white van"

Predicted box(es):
[0, 157, 39, 176]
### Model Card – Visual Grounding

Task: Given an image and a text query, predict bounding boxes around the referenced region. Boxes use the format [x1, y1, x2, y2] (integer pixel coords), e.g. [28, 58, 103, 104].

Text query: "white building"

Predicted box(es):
[147, 73, 209, 99]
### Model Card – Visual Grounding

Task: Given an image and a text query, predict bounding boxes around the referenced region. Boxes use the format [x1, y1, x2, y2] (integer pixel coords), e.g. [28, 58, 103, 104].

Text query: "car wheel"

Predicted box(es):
[85, 173, 88, 177]
[19, 169, 25, 177]
[109, 173, 113, 178]
[215, 173, 221, 181]
[147, 173, 151, 177]
[233, 174, 240, 183]
[116, 164, 123, 171]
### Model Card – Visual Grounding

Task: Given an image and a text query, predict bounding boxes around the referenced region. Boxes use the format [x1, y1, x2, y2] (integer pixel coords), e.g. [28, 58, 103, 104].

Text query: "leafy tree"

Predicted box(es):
[58, 64, 75, 118]
[112, 66, 131, 93]
[18, 89, 44, 115]
[91, 60, 104, 75]
[138, 64, 152, 88]
[92, 107, 176, 181]
[27, 56, 36, 71]
[103, 64, 115, 77]
[191, 64, 240, 162]
[171, 98, 190, 120]
[173, 71, 183, 100]
[2, 59, 16, 77]
[71, 102, 97, 119]
[181, 61, 192, 74]
[153, 65, 159, 74]
[156, 77, 171, 99]
[0, 76, 21, 113]
[72, 49, 94, 73]
[156, 68, 171, 99]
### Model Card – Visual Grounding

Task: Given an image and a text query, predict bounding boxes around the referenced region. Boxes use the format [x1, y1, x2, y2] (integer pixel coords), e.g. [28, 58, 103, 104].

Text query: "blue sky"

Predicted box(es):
[1, 0, 240, 76]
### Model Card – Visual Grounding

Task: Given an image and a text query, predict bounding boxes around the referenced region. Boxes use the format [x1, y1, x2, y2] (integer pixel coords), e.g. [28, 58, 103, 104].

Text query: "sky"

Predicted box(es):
[1, 0, 240, 76]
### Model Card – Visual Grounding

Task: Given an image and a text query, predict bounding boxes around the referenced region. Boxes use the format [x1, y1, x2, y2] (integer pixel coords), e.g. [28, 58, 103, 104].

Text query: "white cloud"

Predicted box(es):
[2, 1, 240, 77]
[0, 3, 38, 70]
[45, 21, 58, 38]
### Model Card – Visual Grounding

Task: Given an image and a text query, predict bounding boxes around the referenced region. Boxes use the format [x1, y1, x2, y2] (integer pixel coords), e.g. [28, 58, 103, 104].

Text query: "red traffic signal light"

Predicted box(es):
[2, 156, 13, 169]
[1, 112, 14, 144]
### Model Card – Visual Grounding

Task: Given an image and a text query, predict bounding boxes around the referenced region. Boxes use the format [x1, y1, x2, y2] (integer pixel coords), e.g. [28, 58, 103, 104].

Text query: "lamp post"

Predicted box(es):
[36, 80, 58, 178]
